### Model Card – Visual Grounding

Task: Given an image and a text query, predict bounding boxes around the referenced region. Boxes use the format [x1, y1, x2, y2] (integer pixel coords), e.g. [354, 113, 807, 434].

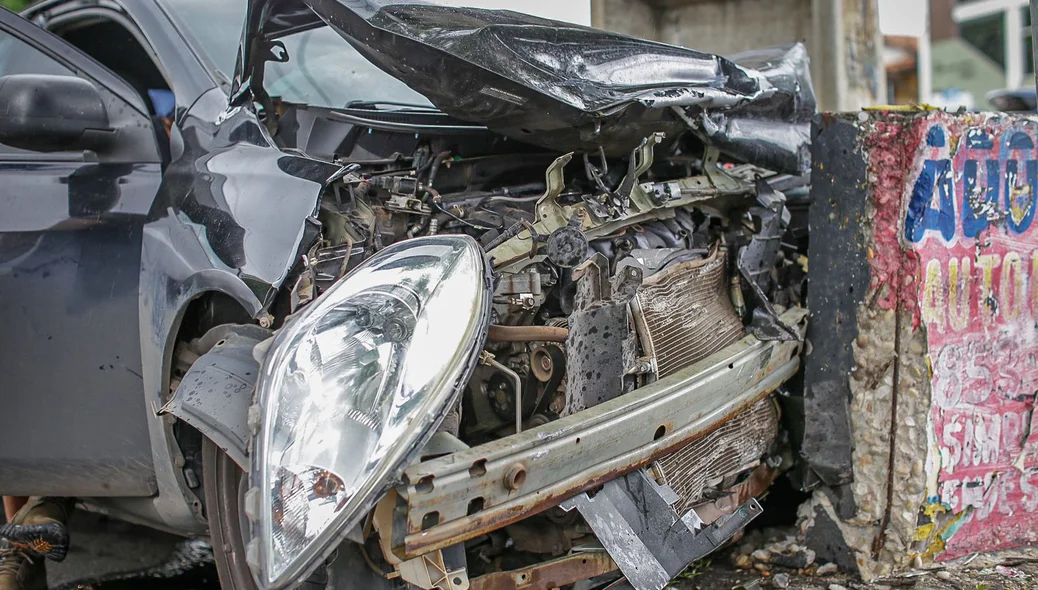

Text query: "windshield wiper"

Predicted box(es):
[327, 110, 488, 135]
[344, 100, 439, 111]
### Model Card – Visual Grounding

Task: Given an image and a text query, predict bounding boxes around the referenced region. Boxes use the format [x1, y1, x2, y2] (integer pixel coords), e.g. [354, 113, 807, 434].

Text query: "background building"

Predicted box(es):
[878, 0, 1035, 109]
[437, 0, 590, 24]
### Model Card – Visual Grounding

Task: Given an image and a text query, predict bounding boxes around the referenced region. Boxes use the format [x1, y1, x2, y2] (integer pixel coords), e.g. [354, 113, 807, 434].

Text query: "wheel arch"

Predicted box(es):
[163, 291, 271, 474]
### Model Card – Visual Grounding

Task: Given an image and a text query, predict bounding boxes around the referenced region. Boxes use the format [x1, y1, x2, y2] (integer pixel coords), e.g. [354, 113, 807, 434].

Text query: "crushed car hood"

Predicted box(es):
[241, 0, 816, 173]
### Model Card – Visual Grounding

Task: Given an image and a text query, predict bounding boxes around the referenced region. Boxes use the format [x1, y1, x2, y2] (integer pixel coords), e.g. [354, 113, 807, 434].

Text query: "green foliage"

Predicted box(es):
[0, 0, 31, 11]
[677, 558, 712, 580]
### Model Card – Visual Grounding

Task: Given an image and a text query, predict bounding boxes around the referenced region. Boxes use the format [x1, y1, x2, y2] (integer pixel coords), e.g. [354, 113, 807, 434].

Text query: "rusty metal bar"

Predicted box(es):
[487, 324, 568, 343]
[398, 308, 807, 557]
[469, 551, 617, 590]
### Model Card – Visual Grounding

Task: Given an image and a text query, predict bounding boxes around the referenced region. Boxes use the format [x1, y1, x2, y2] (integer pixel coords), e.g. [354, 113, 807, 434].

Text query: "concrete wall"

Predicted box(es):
[592, 0, 659, 42]
[657, 0, 812, 57]
[591, 0, 885, 111]
[804, 108, 1038, 579]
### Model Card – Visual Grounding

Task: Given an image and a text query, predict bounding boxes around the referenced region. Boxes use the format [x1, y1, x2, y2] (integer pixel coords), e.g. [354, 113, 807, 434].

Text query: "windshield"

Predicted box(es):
[158, 0, 432, 108]
[264, 27, 433, 109]
[158, 0, 248, 83]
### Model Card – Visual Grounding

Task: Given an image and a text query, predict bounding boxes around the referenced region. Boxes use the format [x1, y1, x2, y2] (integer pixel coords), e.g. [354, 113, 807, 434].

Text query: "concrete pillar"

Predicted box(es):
[805, 108, 1038, 578]
[591, 0, 885, 111]
[591, 0, 659, 41]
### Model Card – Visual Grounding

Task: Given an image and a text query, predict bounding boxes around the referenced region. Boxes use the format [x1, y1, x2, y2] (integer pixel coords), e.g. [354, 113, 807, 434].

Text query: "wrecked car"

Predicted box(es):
[0, 0, 814, 589]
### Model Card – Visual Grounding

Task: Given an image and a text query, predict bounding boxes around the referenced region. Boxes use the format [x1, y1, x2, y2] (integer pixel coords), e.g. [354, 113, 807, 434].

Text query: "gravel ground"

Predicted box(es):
[672, 523, 1038, 590]
[675, 555, 1038, 590]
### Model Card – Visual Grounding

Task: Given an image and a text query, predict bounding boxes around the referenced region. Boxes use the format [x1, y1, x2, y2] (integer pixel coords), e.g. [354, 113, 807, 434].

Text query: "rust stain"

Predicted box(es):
[469, 552, 617, 590]
[402, 387, 783, 557]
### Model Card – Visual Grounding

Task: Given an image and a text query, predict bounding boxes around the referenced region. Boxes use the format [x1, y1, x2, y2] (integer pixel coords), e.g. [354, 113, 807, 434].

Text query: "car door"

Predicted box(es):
[0, 8, 161, 497]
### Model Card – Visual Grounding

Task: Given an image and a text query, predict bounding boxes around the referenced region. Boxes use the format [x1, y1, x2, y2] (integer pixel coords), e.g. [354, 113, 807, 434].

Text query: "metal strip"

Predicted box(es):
[469, 551, 617, 590]
[560, 470, 762, 590]
[399, 308, 807, 557]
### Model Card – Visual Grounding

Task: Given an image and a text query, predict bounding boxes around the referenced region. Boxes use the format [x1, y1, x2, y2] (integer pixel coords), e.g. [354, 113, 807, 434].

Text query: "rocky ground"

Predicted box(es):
[675, 527, 1038, 590]
[677, 557, 1038, 590]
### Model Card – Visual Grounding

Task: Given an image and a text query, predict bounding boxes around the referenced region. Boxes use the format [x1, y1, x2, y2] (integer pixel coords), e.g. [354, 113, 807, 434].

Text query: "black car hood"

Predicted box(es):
[242, 0, 816, 173]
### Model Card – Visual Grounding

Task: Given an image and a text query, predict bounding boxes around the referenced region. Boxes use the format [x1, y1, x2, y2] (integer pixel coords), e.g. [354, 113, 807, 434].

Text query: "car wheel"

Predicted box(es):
[201, 438, 400, 590]
[202, 437, 258, 590]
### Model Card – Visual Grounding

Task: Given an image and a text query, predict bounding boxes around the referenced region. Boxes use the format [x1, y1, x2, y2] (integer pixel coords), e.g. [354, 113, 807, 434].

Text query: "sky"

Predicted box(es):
[878, 0, 928, 37]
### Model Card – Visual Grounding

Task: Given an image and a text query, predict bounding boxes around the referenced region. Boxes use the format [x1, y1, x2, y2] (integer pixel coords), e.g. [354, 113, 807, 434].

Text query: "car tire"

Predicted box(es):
[201, 439, 401, 590]
[202, 437, 258, 590]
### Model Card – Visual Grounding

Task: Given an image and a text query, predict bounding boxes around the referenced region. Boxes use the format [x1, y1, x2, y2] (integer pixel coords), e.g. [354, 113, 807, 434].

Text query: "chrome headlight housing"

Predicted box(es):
[247, 236, 491, 589]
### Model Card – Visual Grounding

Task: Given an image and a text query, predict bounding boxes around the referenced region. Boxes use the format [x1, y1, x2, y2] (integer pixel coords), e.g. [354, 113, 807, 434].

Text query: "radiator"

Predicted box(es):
[632, 248, 774, 514]
[631, 249, 744, 379]
[656, 398, 779, 515]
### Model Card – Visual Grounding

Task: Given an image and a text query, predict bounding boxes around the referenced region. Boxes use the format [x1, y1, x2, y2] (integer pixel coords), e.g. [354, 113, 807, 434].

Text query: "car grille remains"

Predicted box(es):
[632, 249, 745, 379]
[656, 398, 779, 516]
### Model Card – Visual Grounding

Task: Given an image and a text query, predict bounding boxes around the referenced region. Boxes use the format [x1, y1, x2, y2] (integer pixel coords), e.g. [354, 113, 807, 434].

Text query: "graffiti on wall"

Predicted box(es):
[908, 119, 1038, 559]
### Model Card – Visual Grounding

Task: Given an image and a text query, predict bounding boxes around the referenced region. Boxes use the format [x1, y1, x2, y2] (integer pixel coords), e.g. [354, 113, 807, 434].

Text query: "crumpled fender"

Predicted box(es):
[161, 325, 271, 470]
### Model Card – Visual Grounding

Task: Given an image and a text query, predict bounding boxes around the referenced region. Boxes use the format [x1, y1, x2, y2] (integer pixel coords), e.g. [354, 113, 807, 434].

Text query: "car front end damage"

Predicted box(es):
[228, 2, 816, 589]
[389, 308, 805, 589]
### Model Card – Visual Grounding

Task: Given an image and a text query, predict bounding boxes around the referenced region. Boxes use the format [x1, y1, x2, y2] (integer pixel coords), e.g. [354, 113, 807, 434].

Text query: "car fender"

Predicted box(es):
[161, 324, 270, 471]
[136, 87, 338, 531]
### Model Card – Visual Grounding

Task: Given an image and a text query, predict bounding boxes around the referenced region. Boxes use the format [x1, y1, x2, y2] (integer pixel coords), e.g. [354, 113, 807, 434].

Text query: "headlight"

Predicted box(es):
[248, 236, 491, 589]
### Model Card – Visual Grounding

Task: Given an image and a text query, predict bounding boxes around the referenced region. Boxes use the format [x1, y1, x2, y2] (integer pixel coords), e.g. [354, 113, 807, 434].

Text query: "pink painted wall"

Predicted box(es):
[894, 113, 1038, 559]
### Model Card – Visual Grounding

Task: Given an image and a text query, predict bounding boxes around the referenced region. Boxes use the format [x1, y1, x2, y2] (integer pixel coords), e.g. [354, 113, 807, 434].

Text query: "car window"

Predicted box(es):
[265, 27, 433, 109]
[50, 15, 172, 116]
[0, 29, 75, 78]
[158, 0, 431, 109]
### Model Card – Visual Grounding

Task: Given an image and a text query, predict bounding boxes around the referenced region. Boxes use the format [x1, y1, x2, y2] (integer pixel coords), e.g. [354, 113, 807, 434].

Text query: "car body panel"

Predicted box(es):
[137, 80, 338, 531]
[238, 0, 815, 173]
[0, 160, 159, 497]
[1, 2, 338, 531]
[0, 6, 162, 497]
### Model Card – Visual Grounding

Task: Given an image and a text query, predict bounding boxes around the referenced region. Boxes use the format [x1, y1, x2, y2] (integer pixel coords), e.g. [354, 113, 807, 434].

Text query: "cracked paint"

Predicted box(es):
[903, 113, 1038, 561]
[809, 112, 1038, 579]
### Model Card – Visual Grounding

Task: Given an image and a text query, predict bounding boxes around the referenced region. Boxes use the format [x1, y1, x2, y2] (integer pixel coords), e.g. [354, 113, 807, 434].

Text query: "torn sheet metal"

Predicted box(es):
[739, 180, 789, 293]
[561, 469, 761, 590]
[160, 330, 265, 470]
[739, 179, 800, 342]
[242, 1, 815, 173]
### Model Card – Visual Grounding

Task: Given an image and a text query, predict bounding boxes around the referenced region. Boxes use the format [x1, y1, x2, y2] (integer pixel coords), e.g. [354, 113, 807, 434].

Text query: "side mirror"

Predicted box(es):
[0, 74, 112, 152]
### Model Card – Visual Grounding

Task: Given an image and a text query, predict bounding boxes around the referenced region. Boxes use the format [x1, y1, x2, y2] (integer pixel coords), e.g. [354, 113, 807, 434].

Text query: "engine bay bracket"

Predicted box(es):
[487, 139, 754, 268]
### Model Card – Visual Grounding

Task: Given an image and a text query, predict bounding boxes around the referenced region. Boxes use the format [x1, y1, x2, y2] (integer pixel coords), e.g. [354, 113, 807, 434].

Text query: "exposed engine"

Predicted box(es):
[275, 104, 808, 581]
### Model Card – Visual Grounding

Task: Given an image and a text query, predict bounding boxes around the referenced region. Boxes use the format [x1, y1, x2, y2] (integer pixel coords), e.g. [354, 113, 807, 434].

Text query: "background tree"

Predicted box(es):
[1, 0, 31, 10]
